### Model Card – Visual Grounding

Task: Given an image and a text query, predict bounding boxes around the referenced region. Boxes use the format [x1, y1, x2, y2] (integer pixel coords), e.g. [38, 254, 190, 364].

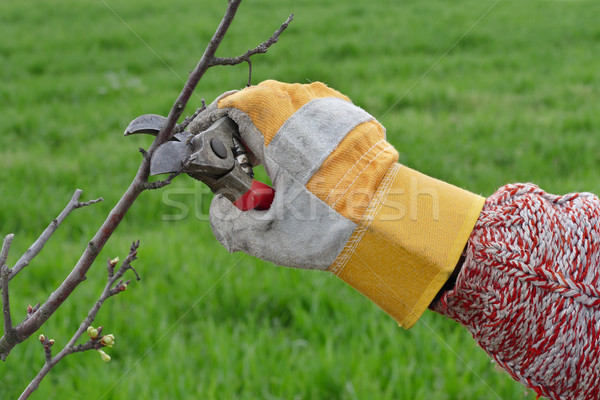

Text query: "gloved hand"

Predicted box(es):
[188, 80, 485, 328]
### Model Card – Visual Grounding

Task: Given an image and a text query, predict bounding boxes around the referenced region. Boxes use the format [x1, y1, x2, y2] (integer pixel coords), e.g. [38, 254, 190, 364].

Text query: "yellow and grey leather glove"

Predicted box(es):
[188, 80, 485, 328]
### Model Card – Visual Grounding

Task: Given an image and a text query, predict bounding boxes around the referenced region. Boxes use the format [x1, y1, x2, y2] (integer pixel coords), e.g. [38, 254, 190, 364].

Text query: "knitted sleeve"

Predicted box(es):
[431, 183, 600, 400]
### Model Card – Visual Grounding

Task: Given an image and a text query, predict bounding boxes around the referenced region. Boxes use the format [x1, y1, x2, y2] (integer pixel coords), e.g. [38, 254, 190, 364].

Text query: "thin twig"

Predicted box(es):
[246, 59, 252, 87]
[19, 242, 141, 399]
[1, 235, 16, 352]
[9, 190, 103, 280]
[74, 197, 104, 209]
[39, 335, 54, 363]
[176, 103, 207, 133]
[211, 13, 293, 67]
[67, 240, 140, 351]
[120, 240, 141, 281]
[0, 234, 13, 269]
[139, 147, 149, 160]
[144, 171, 181, 190]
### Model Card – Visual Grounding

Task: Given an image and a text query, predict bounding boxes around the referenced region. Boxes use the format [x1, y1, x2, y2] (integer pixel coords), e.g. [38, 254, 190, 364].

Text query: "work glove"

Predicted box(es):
[189, 81, 600, 398]
[188, 80, 485, 328]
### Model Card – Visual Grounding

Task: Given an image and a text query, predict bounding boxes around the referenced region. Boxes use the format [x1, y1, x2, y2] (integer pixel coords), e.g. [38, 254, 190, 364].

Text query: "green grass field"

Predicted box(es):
[1, 0, 599, 398]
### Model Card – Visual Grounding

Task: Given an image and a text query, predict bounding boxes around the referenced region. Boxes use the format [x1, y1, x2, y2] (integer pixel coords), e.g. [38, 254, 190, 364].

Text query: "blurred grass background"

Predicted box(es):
[1, 0, 599, 399]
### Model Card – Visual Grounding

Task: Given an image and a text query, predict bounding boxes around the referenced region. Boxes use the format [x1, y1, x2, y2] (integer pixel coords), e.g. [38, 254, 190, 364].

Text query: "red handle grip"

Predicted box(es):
[233, 180, 275, 211]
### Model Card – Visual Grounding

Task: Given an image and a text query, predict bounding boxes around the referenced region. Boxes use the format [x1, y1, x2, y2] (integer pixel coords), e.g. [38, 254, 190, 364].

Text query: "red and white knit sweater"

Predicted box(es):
[432, 183, 600, 400]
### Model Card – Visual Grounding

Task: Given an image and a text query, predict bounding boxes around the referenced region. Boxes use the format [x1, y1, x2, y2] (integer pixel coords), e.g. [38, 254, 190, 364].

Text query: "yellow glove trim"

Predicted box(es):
[306, 120, 398, 221]
[328, 164, 486, 328]
[217, 80, 350, 146]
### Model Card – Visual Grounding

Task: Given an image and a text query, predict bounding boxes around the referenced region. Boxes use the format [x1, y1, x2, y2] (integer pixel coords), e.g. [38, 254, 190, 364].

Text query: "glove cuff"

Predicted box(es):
[328, 164, 485, 328]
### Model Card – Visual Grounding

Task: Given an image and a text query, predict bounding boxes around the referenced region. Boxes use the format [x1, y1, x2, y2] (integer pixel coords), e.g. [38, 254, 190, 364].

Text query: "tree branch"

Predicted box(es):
[1, 234, 16, 350]
[143, 172, 181, 191]
[0, 0, 292, 368]
[175, 102, 207, 133]
[246, 59, 252, 87]
[19, 242, 141, 399]
[9, 190, 103, 280]
[149, 0, 244, 148]
[211, 13, 293, 68]
[0, 234, 13, 269]
[0, 190, 103, 360]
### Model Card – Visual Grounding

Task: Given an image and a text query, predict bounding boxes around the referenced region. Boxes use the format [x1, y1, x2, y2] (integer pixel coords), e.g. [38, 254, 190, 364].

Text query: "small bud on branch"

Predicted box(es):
[97, 349, 111, 363]
[100, 334, 115, 348]
[87, 326, 99, 340]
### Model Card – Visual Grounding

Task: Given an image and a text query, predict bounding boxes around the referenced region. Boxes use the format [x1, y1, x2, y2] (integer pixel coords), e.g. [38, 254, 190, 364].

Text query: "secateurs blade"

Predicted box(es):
[124, 114, 274, 211]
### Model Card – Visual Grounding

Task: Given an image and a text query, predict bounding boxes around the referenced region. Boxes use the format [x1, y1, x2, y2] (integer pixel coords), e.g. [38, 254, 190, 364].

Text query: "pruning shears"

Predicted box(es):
[124, 114, 274, 211]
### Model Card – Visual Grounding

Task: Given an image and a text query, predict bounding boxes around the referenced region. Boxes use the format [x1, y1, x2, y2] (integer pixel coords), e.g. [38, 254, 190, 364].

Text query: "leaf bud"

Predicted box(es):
[87, 326, 99, 339]
[97, 349, 111, 363]
[101, 334, 115, 348]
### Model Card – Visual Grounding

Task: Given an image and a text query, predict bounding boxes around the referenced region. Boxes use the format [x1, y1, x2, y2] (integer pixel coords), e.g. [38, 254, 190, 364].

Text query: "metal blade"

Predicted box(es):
[124, 114, 168, 136]
[150, 141, 192, 176]
[172, 131, 193, 142]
